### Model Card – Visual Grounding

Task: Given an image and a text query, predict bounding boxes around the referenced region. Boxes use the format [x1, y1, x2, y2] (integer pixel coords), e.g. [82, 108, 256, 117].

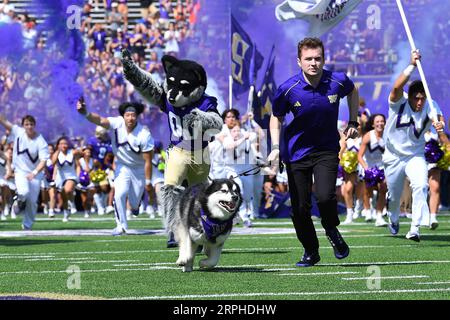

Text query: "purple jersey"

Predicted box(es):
[273, 69, 354, 163]
[162, 94, 219, 151]
[87, 136, 113, 169]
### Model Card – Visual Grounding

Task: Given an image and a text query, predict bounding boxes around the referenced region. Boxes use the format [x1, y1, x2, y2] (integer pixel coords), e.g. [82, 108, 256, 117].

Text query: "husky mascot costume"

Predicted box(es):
[121, 50, 223, 246]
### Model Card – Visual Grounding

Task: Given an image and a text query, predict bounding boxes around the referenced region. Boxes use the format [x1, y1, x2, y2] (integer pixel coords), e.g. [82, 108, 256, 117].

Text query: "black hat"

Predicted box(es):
[118, 102, 145, 117]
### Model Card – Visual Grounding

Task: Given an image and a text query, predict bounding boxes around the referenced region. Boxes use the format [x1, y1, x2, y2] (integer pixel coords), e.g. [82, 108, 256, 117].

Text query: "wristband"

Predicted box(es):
[32, 169, 39, 176]
[403, 64, 416, 77]
[145, 179, 151, 185]
[272, 144, 279, 150]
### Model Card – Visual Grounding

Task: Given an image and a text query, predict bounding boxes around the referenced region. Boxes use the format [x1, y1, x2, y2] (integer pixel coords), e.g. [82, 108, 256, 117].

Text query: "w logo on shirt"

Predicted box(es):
[328, 94, 338, 103]
[294, 101, 301, 108]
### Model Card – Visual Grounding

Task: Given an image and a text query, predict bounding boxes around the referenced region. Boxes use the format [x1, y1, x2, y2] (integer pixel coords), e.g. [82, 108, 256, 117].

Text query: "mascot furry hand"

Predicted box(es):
[121, 49, 222, 137]
[121, 49, 223, 246]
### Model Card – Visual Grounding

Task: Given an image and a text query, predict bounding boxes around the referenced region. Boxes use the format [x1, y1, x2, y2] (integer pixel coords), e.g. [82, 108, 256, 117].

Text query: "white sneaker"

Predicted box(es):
[0, 214, 6, 221]
[49, 210, 55, 218]
[406, 230, 420, 242]
[243, 219, 253, 228]
[70, 207, 77, 215]
[3, 205, 9, 217]
[146, 205, 155, 218]
[112, 226, 126, 236]
[105, 206, 114, 215]
[139, 203, 145, 215]
[90, 207, 96, 214]
[62, 210, 70, 222]
[126, 210, 132, 220]
[43, 205, 48, 215]
[375, 215, 388, 227]
[10, 211, 16, 220]
[430, 215, 439, 230]
[352, 210, 360, 220]
[342, 215, 353, 225]
[98, 207, 105, 216]
[84, 211, 90, 218]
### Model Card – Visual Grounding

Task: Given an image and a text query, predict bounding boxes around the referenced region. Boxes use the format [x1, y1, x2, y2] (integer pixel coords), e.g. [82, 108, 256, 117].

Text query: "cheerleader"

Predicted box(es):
[0, 114, 49, 230]
[358, 114, 388, 227]
[424, 128, 442, 230]
[52, 136, 82, 222]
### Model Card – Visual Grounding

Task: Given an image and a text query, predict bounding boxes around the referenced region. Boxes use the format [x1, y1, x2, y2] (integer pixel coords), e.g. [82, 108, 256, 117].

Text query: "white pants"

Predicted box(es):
[383, 149, 429, 229]
[15, 171, 42, 229]
[113, 164, 145, 231]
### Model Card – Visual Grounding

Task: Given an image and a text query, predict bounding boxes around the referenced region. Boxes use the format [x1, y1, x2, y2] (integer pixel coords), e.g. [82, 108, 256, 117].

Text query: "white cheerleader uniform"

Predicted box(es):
[107, 117, 154, 231]
[363, 130, 385, 169]
[10, 125, 49, 229]
[382, 94, 442, 228]
[54, 150, 78, 190]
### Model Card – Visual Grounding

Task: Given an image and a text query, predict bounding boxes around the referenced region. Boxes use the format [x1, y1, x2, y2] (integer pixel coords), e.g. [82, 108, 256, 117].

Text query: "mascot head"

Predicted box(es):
[162, 55, 207, 108]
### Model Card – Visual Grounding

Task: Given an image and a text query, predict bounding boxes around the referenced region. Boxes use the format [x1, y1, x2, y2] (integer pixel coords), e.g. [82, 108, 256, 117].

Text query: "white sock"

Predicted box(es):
[346, 208, 354, 217]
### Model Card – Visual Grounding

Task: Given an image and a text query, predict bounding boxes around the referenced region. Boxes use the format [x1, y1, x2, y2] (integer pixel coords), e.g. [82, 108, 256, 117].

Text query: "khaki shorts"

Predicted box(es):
[164, 146, 210, 186]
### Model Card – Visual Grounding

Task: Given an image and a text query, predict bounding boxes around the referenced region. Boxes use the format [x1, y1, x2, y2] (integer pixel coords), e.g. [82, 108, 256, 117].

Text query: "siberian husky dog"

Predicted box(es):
[166, 179, 242, 272]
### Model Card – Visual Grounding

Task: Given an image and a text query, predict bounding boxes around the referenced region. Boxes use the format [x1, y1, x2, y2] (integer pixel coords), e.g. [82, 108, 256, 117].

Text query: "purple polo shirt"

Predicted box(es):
[273, 69, 354, 163]
[162, 94, 219, 151]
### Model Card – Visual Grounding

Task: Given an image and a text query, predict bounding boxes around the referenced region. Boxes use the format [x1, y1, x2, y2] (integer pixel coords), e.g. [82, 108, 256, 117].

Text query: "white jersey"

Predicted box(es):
[10, 125, 49, 174]
[364, 130, 385, 168]
[55, 149, 78, 183]
[107, 117, 154, 168]
[383, 94, 441, 157]
[346, 137, 361, 153]
[78, 157, 94, 172]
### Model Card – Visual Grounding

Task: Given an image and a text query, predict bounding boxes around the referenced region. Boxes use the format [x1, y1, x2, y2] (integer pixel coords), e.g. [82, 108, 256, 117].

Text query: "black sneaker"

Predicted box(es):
[326, 228, 350, 259]
[167, 231, 178, 248]
[295, 252, 320, 267]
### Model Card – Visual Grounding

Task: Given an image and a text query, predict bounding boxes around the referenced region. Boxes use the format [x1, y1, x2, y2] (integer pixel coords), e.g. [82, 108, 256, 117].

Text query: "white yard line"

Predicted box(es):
[278, 271, 360, 276]
[116, 287, 450, 300]
[2, 260, 449, 276]
[342, 275, 429, 280]
[416, 281, 450, 285]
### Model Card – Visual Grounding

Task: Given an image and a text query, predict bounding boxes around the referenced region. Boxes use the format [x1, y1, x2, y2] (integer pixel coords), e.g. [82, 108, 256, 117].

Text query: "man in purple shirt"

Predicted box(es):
[268, 37, 359, 267]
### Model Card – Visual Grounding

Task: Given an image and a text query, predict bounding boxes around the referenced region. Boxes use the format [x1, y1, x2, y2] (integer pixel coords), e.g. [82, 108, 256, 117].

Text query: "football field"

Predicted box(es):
[0, 212, 449, 300]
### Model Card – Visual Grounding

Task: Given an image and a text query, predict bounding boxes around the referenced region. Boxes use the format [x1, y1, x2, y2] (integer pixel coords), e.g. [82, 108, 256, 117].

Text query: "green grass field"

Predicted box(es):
[0, 211, 449, 300]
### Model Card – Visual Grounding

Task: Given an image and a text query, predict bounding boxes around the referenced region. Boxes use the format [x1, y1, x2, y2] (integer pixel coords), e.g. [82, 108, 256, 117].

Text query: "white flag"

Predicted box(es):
[275, 0, 363, 37]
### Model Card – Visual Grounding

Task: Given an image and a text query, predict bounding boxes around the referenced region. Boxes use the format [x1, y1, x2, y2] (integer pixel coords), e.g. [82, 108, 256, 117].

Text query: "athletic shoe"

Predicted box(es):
[98, 207, 105, 216]
[406, 231, 420, 242]
[105, 206, 114, 215]
[243, 219, 253, 228]
[43, 205, 48, 215]
[84, 211, 90, 218]
[352, 211, 360, 220]
[112, 227, 126, 236]
[70, 207, 77, 215]
[62, 210, 70, 223]
[0, 214, 6, 221]
[375, 215, 388, 227]
[430, 215, 439, 230]
[295, 252, 321, 267]
[146, 205, 156, 219]
[325, 228, 350, 259]
[388, 220, 400, 235]
[341, 216, 353, 225]
[3, 204, 9, 216]
[131, 207, 140, 217]
[48, 210, 55, 218]
[167, 231, 178, 248]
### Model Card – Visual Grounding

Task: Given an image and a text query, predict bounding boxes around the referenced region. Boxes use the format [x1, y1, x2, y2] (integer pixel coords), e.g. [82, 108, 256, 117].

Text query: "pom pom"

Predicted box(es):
[425, 139, 444, 163]
[79, 170, 91, 187]
[364, 167, 385, 187]
[340, 151, 358, 174]
[437, 146, 450, 171]
[89, 169, 107, 183]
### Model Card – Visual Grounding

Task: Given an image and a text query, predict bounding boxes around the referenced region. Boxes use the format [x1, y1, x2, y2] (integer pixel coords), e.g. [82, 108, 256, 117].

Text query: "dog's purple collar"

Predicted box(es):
[200, 207, 233, 242]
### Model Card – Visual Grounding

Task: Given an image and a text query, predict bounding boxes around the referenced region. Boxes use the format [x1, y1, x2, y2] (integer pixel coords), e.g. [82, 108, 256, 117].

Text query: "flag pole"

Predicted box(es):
[229, 7, 233, 110]
[395, 0, 436, 116]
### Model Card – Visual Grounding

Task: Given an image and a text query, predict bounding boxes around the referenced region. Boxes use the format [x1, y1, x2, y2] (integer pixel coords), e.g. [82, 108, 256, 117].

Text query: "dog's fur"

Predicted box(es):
[167, 179, 242, 272]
